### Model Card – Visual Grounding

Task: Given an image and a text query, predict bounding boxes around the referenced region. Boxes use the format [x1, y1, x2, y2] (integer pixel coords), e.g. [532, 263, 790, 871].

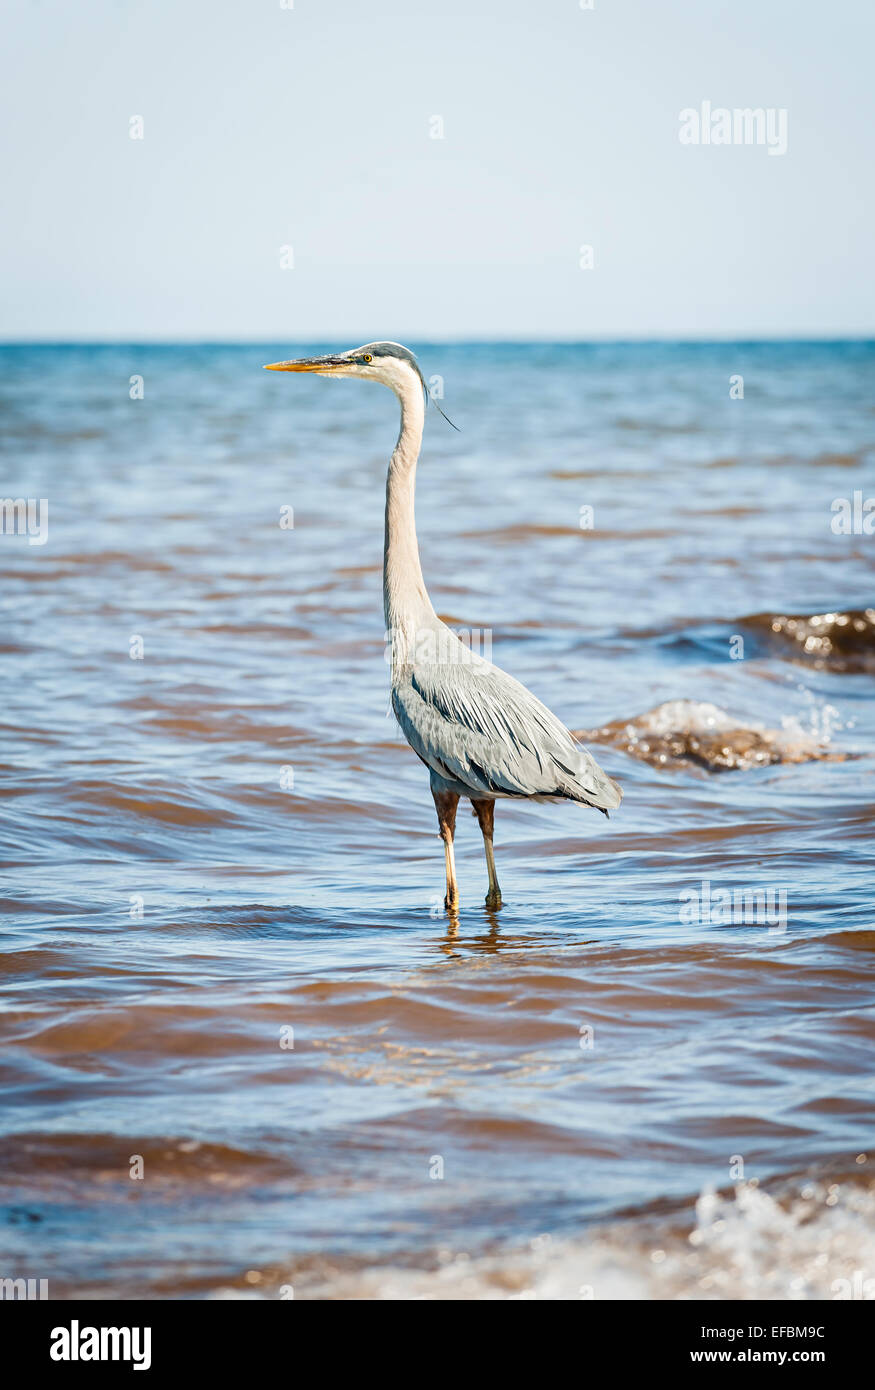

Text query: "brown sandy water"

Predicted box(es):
[1, 342, 874, 1298]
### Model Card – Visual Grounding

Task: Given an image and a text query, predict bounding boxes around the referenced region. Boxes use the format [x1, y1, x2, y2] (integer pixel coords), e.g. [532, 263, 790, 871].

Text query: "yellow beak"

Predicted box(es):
[263, 356, 348, 372]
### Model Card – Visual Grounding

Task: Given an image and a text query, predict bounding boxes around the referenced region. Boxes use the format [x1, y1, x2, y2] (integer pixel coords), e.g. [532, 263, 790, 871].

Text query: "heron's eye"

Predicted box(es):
[362, 353, 373, 363]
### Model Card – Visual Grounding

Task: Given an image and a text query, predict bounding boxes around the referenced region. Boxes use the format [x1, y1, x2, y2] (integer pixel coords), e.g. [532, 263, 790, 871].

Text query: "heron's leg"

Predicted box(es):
[471, 798, 502, 909]
[432, 790, 460, 912]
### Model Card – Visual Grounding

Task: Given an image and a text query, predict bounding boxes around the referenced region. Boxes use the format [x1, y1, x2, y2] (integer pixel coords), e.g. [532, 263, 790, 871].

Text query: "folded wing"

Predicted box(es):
[392, 655, 622, 809]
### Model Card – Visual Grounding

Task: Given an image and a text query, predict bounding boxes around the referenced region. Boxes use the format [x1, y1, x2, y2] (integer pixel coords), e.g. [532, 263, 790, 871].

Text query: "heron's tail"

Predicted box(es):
[584, 775, 622, 814]
[569, 750, 622, 814]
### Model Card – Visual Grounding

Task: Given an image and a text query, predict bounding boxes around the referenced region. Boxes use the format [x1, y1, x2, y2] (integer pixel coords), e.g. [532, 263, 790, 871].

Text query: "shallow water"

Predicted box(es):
[1, 342, 874, 1299]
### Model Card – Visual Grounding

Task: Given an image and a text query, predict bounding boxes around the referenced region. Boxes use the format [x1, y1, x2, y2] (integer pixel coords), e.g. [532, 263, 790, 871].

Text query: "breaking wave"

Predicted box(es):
[575, 699, 848, 772]
[742, 610, 875, 673]
[211, 1168, 875, 1301]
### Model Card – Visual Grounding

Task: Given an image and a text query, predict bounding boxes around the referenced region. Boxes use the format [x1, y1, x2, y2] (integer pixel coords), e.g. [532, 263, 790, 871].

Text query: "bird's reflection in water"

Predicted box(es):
[436, 904, 603, 961]
[438, 906, 503, 957]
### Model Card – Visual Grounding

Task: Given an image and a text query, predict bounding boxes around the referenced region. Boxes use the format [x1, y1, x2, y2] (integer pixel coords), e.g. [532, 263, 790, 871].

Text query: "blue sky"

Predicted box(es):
[2, 0, 873, 339]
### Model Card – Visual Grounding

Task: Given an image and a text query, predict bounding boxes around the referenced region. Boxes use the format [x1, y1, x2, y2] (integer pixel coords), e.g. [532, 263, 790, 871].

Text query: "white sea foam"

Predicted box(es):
[578, 699, 841, 771]
[285, 1174, 875, 1301]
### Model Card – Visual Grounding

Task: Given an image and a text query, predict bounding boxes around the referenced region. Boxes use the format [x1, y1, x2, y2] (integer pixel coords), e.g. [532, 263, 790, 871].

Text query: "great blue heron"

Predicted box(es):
[265, 343, 621, 910]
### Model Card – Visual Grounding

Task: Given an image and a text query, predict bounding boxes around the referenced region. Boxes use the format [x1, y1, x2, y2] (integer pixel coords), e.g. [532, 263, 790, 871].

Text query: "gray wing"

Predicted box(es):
[392, 655, 622, 810]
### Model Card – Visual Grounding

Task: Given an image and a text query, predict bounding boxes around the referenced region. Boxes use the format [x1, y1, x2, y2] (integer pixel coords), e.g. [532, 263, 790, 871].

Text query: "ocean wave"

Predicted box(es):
[741, 610, 875, 673]
[209, 1169, 875, 1301]
[575, 699, 846, 771]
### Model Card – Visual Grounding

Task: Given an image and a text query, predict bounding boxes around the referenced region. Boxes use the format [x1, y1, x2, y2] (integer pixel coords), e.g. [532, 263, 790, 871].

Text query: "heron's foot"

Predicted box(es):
[485, 888, 503, 911]
[444, 894, 460, 915]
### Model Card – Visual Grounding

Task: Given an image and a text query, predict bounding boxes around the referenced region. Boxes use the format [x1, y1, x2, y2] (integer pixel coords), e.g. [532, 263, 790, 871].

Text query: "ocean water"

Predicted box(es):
[1, 341, 873, 1299]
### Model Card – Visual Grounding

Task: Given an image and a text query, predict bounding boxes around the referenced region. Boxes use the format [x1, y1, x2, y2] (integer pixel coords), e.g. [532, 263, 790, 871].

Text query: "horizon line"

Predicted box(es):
[2, 334, 874, 348]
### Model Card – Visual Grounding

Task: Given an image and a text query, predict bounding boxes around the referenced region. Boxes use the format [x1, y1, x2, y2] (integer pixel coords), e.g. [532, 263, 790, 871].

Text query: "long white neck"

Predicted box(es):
[383, 371, 436, 640]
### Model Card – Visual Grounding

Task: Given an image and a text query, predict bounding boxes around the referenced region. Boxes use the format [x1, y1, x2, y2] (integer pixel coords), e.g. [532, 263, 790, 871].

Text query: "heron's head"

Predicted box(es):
[264, 342, 458, 426]
[264, 341, 423, 390]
